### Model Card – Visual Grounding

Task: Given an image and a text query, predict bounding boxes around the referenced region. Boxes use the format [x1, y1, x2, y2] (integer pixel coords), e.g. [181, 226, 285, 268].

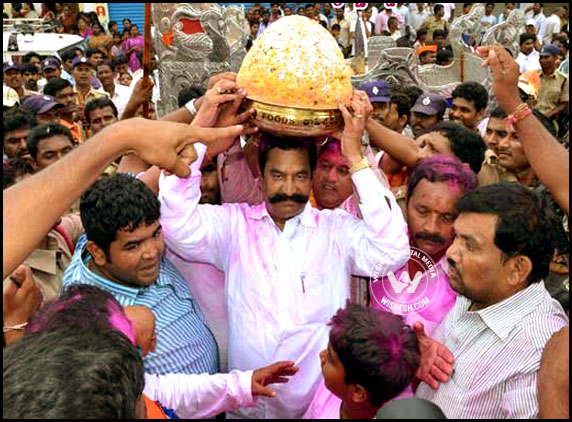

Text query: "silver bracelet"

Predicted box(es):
[185, 98, 198, 117]
[3, 322, 28, 333]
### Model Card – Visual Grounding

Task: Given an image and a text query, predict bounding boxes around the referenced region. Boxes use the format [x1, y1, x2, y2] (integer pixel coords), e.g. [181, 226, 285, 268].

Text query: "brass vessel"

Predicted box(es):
[244, 98, 343, 138]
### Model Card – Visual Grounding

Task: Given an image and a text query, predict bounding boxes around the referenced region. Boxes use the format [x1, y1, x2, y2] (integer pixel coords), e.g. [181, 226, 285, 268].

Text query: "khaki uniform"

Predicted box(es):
[422, 16, 449, 40]
[330, 17, 351, 49]
[537, 69, 569, 118]
[3, 214, 83, 301]
[74, 86, 109, 107]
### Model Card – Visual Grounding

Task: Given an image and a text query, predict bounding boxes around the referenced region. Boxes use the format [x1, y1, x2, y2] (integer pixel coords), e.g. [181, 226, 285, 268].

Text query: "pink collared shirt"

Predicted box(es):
[144, 369, 255, 419]
[158, 143, 409, 419]
[302, 379, 343, 419]
[375, 11, 404, 35]
[370, 251, 456, 337]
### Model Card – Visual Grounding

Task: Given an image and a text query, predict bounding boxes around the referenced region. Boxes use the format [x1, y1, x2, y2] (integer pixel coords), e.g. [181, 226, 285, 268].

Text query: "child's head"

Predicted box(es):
[119, 72, 132, 87]
[321, 304, 420, 409]
[124, 305, 157, 356]
[331, 23, 341, 40]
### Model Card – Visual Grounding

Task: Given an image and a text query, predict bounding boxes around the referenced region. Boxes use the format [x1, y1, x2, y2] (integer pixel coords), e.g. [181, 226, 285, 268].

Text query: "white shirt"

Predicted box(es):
[390, 30, 403, 41]
[369, 6, 379, 26]
[437, 3, 456, 22]
[158, 144, 409, 419]
[516, 50, 541, 74]
[416, 281, 569, 418]
[410, 9, 431, 31]
[396, 5, 410, 30]
[144, 369, 255, 419]
[526, 11, 546, 41]
[107, 83, 132, 119]
[350, 16, 370, 57]
[131, 68, 160, 104]
[543, 14, 562, 46]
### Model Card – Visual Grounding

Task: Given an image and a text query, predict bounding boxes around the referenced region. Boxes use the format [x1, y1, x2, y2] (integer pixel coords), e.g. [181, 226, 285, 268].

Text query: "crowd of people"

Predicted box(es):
[3, 2, 570, 420]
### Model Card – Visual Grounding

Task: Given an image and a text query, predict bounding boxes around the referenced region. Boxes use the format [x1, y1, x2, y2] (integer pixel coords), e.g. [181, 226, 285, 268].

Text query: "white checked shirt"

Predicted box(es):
[416, 281, 568, 418]
[159, 143, 409, 419]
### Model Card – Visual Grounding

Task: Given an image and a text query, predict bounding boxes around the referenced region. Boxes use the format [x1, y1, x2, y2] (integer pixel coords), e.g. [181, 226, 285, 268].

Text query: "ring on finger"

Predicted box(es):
[355, 114, 364, 119]
[216, 87, 231, 95]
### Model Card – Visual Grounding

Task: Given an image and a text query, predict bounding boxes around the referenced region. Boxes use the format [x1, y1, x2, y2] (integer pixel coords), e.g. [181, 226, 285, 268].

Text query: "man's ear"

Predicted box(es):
[399, 114, 408, 129]
[504, 255, 533, 287]
[86, 240, 108, 266]
[350, 384, 370, 406]
[30, 159, 38, 171]
[476, 108, 486, 123]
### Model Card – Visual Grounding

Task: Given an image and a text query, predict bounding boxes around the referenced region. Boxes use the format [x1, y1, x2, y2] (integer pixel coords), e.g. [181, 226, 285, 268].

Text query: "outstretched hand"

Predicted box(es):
[251, 361, 300, 398]
[115, 118, 244, 178]
[414, 322, 455, 390]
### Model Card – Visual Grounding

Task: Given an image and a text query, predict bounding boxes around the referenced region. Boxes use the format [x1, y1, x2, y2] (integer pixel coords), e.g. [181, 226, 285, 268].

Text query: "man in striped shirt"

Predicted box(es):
[416, 182, 569, 418]
[62, 174, 219, 376]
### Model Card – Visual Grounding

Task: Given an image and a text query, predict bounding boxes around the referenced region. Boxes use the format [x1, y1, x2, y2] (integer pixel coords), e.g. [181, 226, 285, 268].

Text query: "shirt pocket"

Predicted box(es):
[290, 271, 338, 326]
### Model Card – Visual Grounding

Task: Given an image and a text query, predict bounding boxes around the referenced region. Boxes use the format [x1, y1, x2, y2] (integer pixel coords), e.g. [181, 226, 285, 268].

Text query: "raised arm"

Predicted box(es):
[158, 81, 256, 269]
[3, 118, 243, 279]
[478, 45, 569, 216]
[336, 92, 410, 276]
[366, 118, 421, 169]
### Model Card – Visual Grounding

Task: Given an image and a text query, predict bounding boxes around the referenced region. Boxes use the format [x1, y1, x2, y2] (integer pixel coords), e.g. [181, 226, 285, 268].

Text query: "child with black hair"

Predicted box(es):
[303, 303, 421, 419]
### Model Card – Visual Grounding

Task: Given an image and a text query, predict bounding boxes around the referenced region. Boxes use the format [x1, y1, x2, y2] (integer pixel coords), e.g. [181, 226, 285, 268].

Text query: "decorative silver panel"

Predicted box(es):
[353, 4, 523, 104]
[152, 3, 248, 116]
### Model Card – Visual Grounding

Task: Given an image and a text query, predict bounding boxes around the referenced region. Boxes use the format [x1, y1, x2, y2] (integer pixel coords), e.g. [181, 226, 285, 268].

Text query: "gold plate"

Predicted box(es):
[243, 98, 343, 138]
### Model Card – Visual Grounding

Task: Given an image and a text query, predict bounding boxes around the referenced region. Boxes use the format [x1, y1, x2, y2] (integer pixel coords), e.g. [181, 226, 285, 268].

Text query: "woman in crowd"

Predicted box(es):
[89, 23, 113, 57]
[123, 24, 145, 73]
[77, 15, 93, 40]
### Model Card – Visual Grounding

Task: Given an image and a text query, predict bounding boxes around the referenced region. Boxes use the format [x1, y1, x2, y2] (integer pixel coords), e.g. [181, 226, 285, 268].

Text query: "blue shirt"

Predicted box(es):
[63, 235, 219, 376]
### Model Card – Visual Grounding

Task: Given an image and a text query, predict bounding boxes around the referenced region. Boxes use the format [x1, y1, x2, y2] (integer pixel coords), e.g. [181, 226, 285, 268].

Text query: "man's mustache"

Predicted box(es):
[269, 193, 309, 204]
[415, 231, 446, 245]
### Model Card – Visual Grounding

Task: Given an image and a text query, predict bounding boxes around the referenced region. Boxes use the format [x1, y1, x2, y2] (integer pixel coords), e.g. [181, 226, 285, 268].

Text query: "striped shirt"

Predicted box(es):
[62, 235, 219, 376]
[416, 281, 568, 418]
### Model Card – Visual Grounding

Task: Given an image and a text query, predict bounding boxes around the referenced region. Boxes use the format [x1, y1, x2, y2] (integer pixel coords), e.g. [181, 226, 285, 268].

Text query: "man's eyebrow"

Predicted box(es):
[456, 232, 480, 245]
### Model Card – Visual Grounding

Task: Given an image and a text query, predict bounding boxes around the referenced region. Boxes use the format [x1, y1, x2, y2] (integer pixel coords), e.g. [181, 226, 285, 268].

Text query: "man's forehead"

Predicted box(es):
[318, 149, 347, 165]
[410, 179, 462, 209]
[117, 221, 161, 241]
[488, 117, 516, 134]
[6, 127, 31, 137]
[452, 97, 475, 109]
[422, 131, 449, 145]
[268, 147, 310, 164]
[58, 86, 74, 94]
[454, 212, 497, 241]
[37, 135, 72, 149]
[92, 106, 116, 117]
